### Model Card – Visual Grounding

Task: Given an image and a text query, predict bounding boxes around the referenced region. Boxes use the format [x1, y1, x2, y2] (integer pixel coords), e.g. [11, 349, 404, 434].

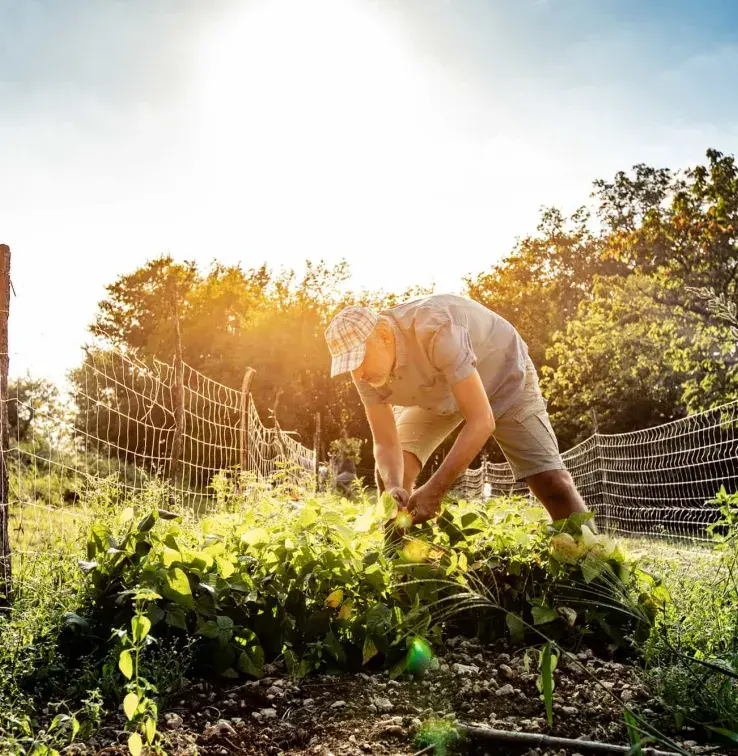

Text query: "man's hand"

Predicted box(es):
[387, 486, 409, 509]
[407, 483, 445, 525]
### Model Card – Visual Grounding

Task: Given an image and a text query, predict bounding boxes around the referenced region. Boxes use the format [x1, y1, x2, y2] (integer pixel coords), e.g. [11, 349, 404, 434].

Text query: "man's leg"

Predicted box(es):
[526, 469, 590, 521]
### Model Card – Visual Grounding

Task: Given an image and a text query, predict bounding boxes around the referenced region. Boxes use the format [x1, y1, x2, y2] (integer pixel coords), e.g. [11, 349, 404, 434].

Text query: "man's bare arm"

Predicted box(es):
[365, 403, 404, 493]
[424, 370, 495, 496]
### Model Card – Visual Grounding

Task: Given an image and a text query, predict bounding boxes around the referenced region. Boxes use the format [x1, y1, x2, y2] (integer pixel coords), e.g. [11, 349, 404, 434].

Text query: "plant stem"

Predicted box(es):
[458, 724, 680, 756]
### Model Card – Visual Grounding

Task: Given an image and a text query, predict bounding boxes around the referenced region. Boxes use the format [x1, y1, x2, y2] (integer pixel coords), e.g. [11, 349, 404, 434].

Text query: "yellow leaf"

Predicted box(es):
[402, 541, 430, 563]
[123, 692, 139, 720]
[118, 650, 133, 680]
[144, 717, 156, 744]
[128, 731, 143, 756]
[216, 556, 235, 579]
[119, 507, 135, 524]
[162, 547, 180, 568]
[338, 601, 353, 620]
[324, 589, 343, 608]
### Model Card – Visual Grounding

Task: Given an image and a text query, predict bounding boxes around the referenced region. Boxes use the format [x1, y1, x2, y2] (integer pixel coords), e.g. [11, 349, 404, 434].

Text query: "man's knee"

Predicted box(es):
[528, 469, 576, 500]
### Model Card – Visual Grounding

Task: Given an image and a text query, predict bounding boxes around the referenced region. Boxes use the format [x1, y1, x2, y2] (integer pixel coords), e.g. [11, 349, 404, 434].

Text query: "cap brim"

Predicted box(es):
[330, 343, 366, 377]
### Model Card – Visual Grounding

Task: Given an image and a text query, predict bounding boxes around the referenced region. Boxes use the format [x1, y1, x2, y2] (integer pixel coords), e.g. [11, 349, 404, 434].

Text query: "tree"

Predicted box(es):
[466, 207, 624, 367]
[7, 376, 67, 447]
[540, 275, 737, 447]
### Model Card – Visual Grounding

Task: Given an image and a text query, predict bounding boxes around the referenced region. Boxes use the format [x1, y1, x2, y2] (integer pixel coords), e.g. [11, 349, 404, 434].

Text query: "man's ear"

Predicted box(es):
[377, 318, 393, 345]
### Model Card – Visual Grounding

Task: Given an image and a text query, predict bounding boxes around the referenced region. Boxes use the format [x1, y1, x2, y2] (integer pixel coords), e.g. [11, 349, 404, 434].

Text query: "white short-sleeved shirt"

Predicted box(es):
[353, 294, 529, 418]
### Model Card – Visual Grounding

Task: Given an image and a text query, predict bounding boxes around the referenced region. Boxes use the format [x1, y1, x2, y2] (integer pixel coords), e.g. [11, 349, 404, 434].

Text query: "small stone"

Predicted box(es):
[367, 704, 377, 714]
[349, 735, 357, 744]
[165, 713, 184, 730]
[303, 698, 315, 707]
[332, 700, 347, 709]
[562, 706, 578, 715]
[496, 684, 514, 696]
[497, 653, 511, 663]
[261, 708, 278, 719]
[452, 662, 480, 676]
[372, 696, 393, 713]
[499, 664, 514, 680]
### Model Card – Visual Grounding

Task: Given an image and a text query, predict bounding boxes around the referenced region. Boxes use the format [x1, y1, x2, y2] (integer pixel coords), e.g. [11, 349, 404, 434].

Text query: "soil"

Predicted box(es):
[63, 638, 728, 756]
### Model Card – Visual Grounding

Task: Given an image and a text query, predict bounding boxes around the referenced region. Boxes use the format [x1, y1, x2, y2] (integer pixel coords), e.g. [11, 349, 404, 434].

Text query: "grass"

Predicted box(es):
[0, 472, 735, 754]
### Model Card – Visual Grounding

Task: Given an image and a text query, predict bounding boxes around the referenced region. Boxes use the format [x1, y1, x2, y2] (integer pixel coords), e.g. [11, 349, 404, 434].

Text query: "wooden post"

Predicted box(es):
[0, 245, 11, 606]
[169, 296, 185, 486]
[313, 412, 321, 490]
[240, 368, 256, 473]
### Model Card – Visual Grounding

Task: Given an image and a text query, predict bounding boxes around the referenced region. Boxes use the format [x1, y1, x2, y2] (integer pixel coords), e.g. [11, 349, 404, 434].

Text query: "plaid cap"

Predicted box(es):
[325, 306, 378, 377]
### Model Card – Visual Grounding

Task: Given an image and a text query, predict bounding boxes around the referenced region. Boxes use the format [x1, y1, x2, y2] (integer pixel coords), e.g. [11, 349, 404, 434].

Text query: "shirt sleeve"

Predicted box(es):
[429, 322, 478, 385]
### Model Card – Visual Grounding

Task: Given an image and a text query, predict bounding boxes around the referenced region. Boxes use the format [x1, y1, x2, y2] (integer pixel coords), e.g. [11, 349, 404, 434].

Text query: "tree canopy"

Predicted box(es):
[65, 148, 738, 474]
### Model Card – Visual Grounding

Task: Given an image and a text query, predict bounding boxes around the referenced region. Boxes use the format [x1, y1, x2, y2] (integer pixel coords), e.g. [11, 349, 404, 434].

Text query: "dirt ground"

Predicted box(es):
[59, 635, 731, 756]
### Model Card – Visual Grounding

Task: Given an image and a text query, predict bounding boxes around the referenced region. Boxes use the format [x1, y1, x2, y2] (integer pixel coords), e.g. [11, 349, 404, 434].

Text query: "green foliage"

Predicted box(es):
[117, 594, 162, 756]
[414, 717, 461, 756]
[329, 436, 363, 465]
[644, 488, 738, 742]
[57, 482, 657, 698]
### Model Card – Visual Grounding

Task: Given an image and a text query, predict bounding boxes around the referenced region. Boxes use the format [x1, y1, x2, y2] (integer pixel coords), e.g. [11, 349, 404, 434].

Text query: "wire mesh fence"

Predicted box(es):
[451, 400, 738, 543]
[5, 342, 316, 575]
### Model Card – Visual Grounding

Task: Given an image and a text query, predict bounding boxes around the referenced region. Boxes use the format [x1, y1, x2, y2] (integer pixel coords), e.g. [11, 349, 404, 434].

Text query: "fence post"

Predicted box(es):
[0, 245, 11, 606]
[313, 412, 321, 490]
[591, 408, 609, 533]
[169, 299, 185, 487]
[240, 367, 256, 474]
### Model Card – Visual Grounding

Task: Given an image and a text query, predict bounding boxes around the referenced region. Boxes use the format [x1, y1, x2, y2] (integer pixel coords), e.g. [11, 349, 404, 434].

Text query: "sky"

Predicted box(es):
[2, 0, 738, 383]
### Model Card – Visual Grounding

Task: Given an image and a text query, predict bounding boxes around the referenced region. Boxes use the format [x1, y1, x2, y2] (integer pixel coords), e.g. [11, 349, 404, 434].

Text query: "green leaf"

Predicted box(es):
[158, 508, 179, 520]
[624, 711, 642, 754]
[531, 606, 558, 625]
[123, 692, 140, 720]
[128, 731, 143, 756]
[539, 642, 555, 726]
[705, 726, 738, 743]
[581, 552, 606, 583]
[147, 604, 165, 627]
[165, 605, 188, 631]
[132, 615, 151, 643]
[241, 527, 269, 546]
[62, 612, 90, 631]
[163, 567, 195, 609]
[324, 589, 344, 608]
[298, 506, 319, 528]
[137, 511, 158, 533]
[216, 556, 235, 579]
[363, 636, 379, 665]
[237, 645, 265, 678]
[118, 650, 133, 680]
[505, 613, 525, 643]
[366, 603, 391, 637]
[71, 716, 80, 740]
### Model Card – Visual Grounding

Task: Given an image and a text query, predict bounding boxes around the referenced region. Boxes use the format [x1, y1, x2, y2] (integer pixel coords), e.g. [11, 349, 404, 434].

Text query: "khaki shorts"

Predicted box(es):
[393, 357, 566, 481]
